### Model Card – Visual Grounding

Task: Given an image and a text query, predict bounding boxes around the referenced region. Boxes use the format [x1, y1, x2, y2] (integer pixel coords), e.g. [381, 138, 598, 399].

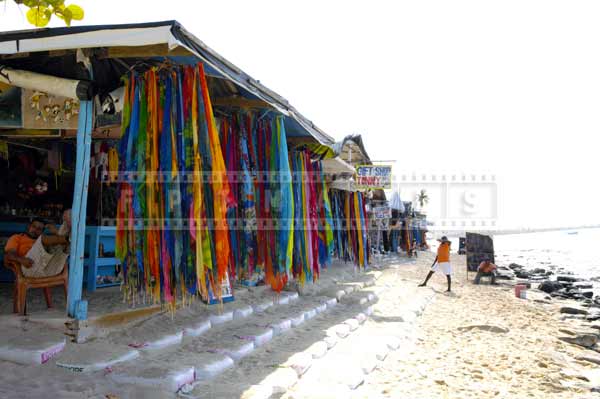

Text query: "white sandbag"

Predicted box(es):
[209, 311, 234, 325]
[184, 319, 211, 337]
[365, 305, 374, 316]
[253, 300, 273, 313]
[325, 298, 338, 309]
[262, 368, 298, 394]
[234, 305, 254, 320]
[359, 297, 368, 305]
[341, 366, 365, 390]
[284, 292, 299, 302]
[360, 356, 378, 375]
[0, 337, 65, 365]
[306, 341, 328, 359]
[269, 319, 292, 335]
[314, 303, 327, 314]
[335, 290, 346, 301]
[56, 344, 139, 373]
[374, 343, 391, 361]
[194, 352, 235, 381]
[290, 312, 306, 327]
[323, 336, 337, 349]
[327, 324, 350, 339]
[344, 286, 355, 295]
[367, 293, 376, 302]
[303, 308, 317, 320]
[276, 295, 290, 305]
[284, 352, 312, 377]
[344, 319, 360, 331]
[110, 363, 195, 393]
[354, 313, 367, 324]
[136, 331, 183, 351]
[236, 327, 274, 347]
[207, 340, 254, 361]
[364, 278, 375, 287]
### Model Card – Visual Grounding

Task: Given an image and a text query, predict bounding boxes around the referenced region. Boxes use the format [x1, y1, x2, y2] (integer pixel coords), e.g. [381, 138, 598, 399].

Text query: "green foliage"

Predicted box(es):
[5, 0, 84, 27]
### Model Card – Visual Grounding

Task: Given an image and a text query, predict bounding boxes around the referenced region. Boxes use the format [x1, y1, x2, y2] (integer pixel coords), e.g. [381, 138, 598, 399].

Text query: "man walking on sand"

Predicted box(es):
[418, 236, 452, 292]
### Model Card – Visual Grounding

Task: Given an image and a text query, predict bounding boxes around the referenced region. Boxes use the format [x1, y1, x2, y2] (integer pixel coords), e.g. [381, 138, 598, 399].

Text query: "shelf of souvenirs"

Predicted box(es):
[0, 203, 66, 223]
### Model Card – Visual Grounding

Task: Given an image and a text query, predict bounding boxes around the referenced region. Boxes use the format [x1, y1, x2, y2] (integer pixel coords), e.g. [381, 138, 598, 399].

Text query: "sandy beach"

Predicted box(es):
[352, 251, 600, 399]
[1, 251, 600, 398]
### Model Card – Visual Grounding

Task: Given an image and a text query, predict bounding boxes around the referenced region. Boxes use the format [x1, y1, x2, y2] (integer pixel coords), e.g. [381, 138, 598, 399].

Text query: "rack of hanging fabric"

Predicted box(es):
[115, 63, 233, 306]
[216, 111, 335, 291]
[329, 189, 370, 269]
[216, 111, 293, 292]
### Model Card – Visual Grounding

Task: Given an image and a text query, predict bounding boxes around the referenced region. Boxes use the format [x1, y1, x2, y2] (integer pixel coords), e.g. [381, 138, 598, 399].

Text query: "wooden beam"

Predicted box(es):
[212, 96, 273, 109]
[0, 49, 75, 60]
[102, 44, 194, 59]
[67, 100, 93, 318]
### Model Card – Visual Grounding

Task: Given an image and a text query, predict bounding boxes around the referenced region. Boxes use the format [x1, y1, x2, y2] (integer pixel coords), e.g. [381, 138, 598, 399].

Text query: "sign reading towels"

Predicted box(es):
[356, 165, 392, 189]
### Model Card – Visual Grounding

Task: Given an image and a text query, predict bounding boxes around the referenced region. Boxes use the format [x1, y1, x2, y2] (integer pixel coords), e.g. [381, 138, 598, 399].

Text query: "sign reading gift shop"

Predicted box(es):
[356, 165, 392, 190]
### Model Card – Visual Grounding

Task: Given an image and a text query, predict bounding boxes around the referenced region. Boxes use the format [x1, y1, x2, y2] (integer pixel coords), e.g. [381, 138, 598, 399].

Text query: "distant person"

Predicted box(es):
[4, 210, 71, 278]
[408, 238, 418, 258]
[474, 257, 498, 285]
[418, 236, 452, 292]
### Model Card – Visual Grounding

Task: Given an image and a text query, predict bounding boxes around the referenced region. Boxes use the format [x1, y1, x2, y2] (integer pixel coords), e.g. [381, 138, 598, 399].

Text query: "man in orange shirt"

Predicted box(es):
[474, 257, 498, 285]
[418, 236, 452, 292]
[4, 211, 70, 278]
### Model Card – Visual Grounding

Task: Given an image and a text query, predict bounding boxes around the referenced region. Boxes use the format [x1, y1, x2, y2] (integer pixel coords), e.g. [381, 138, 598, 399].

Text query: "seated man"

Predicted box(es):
[4, 210, 71, 278]
[474, 257, 498, 285]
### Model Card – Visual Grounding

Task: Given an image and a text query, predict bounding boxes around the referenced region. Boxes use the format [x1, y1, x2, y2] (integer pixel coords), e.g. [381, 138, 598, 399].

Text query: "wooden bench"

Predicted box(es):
[4, 260, 68, 315]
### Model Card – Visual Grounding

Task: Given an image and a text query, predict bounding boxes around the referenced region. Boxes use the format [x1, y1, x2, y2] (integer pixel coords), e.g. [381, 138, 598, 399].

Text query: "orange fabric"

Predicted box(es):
[437, 243, 450, 263]
[4, 234, 35, 257]
[479, 262, 495, 273]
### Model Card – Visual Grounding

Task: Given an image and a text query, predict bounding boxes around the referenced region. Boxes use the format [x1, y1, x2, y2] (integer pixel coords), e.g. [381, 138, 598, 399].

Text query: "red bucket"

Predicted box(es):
[515, 284, 527, 299]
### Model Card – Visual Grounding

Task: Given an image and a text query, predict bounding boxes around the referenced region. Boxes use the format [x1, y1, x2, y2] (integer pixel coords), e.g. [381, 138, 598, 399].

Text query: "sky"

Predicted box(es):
[1, 0, 599, 229]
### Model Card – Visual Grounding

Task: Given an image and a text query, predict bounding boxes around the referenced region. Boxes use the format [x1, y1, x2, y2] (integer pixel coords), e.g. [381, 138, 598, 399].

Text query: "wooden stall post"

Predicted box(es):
[67, 100, 93, 318]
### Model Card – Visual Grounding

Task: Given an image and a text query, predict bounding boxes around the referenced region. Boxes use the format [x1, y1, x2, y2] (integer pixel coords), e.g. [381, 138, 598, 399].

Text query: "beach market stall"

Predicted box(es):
[0, 21, 337, 319]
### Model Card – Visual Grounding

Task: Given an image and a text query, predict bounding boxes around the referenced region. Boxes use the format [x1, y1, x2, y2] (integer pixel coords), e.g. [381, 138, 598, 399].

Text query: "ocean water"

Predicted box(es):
[492, 228, 600, 280]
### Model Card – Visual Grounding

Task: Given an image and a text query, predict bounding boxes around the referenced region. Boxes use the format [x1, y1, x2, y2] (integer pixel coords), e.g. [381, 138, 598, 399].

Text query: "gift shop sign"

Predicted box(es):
[356, 165, 392, 190]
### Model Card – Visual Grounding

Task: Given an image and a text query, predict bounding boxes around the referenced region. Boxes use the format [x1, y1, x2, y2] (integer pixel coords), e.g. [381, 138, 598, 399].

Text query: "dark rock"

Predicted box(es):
[560, 334, 598, 348]
[557, 276, 583, 283]
[587, 312, 600, 321]
[532, 268, 546, 274]
[560, 306, 588, 315]
[583, 291, 595, 299]
[509, 263, 524, 270]
[574, 283, 594, 289]
[539, 281, 564, 294]
[515, 271, 531, 279]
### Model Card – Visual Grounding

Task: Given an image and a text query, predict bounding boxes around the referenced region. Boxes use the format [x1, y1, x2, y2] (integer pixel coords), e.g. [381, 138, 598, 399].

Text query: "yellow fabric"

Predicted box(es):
[108, 147, 119, 182]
